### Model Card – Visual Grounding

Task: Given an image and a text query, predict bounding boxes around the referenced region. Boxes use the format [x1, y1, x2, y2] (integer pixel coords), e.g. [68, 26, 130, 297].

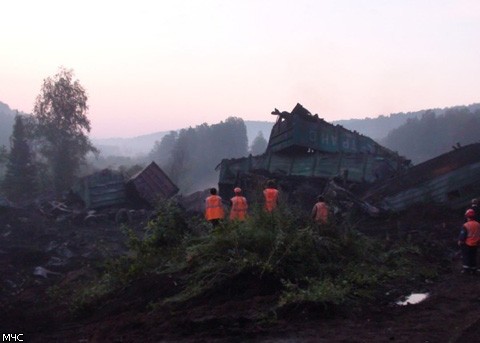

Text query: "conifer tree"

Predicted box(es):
[250, 131, 268, 155]
[2, 114, 37, 203]
[0, 145, 8, 181]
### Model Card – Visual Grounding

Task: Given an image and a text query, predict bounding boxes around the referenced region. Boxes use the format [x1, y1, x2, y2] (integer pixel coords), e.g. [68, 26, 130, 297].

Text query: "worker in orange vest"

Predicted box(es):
[263, 180, 279, 213]
[311, 195, 330, 224]
[230, 187, 248, 221]
[466, 198, 480, 222]
[458, 209, 480, 274]
[205, 188, 224, 227]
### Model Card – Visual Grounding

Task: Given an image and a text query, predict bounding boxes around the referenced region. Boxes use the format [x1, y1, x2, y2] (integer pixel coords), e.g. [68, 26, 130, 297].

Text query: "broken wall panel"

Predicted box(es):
[73, 169, 126, 209]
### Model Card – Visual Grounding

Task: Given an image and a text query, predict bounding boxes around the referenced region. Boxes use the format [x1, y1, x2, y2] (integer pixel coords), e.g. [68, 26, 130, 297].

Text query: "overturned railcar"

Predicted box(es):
[126, 161, 179, 208]
[217, 103, 410, 205]
[362, 143, 480, 212]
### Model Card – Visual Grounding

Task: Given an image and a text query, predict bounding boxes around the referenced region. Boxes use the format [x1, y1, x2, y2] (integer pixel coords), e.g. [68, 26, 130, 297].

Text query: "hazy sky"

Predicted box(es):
[2, 0, 480, 138]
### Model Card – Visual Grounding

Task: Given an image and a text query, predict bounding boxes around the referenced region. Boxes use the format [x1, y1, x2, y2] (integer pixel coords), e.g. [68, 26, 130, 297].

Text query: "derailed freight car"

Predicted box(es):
[72, 162, 178, 210]
[362, 143, 480, 212]
[217, 103, 410, 206]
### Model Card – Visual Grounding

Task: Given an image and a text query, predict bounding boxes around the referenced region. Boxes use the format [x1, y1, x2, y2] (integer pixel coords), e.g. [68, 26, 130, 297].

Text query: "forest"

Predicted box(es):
[381, 106, 480, 164]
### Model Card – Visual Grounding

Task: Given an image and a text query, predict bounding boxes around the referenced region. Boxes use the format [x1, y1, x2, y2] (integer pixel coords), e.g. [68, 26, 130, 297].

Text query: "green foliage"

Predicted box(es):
[383, 106, 480, 163]
[70, 273, 116, 317]
[33, 67, 98, 195]
[74, 201, 444, 318]
[2, 114, 37, 202]
[278, 241, 426, 308]
[280, 277, 351, 306]
[106, 200, 190, 282]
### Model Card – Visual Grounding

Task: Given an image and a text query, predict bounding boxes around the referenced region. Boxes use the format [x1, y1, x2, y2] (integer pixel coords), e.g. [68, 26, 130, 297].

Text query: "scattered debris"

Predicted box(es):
[33, 266, 61, 279]
[323, 180, 380, 217]
[396, 293, 430, 306]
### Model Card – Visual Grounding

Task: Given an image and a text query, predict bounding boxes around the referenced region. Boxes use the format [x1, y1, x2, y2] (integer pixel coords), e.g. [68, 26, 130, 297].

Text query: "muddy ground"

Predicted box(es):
[1, 205, 479, 343]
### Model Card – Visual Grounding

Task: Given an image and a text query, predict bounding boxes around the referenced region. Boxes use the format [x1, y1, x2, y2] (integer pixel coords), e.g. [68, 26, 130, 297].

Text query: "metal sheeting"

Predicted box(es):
[127, 162, 179, 207]
[267, 103, 397, 158]
[219, 150, 401, 186]
[364, 143, 480, 211]
[381, 161, 480, 211]
[73, 169, 126, 209]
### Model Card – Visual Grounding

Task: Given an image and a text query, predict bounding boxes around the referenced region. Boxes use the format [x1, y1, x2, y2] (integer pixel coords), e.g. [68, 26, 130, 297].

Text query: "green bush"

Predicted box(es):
[72, 201, 444, 317]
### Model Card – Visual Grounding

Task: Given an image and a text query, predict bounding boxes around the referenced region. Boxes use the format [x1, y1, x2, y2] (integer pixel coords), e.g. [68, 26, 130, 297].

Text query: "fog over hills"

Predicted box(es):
[335, 103, 480, 141]
[91, 120, 276, 157]
[2, 100, 479, 158]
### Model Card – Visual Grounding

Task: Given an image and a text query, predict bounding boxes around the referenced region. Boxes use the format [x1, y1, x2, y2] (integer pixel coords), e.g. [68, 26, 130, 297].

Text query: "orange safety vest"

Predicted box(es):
[205, 195, 224, 221]
[263, 188, 279, 212]
[230, 196, 248, 221]
[464, 220, 480, 246]
[312, 202, 329, 224]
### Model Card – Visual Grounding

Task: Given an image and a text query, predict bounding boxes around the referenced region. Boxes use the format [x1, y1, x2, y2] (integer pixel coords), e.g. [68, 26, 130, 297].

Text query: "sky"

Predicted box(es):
[1, 0, 480, 139]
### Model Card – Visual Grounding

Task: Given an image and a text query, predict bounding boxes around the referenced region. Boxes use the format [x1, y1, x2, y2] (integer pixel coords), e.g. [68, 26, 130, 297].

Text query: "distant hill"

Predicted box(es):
[91, 131, 170, 157]
[334, 103, 480, 141]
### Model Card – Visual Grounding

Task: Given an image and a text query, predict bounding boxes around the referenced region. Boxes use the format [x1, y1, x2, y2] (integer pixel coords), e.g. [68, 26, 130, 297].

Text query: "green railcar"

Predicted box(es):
[218, 104, 410, 204]
[362, 143, 480, 211]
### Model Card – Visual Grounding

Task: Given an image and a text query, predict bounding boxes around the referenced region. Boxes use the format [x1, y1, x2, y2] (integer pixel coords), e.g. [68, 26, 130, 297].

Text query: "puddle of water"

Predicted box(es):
[396, 293, 429, 306]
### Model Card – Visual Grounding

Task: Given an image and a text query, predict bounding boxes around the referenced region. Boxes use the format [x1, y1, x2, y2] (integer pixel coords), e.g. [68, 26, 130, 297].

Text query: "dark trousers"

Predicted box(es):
[461, 244, 478, 271]
[209, 219, 220, 227]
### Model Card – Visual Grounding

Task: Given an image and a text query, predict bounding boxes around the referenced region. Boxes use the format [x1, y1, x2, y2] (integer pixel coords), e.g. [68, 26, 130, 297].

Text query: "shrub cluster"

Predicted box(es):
[71, 200, 441, 316]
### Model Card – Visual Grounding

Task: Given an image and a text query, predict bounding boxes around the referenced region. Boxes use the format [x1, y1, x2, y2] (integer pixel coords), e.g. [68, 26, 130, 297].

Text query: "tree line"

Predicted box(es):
[147, 118, 266, 194]
[381, 106, 480, 164]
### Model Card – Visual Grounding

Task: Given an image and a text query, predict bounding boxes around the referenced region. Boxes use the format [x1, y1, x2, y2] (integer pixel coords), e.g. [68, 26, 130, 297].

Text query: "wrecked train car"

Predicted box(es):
[72, 162, 178, 211]
[218, 103, 410, 205]
[72, 169, 127, 209]
[362, 143, 480, 212]
[126, 161, 179, 208]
